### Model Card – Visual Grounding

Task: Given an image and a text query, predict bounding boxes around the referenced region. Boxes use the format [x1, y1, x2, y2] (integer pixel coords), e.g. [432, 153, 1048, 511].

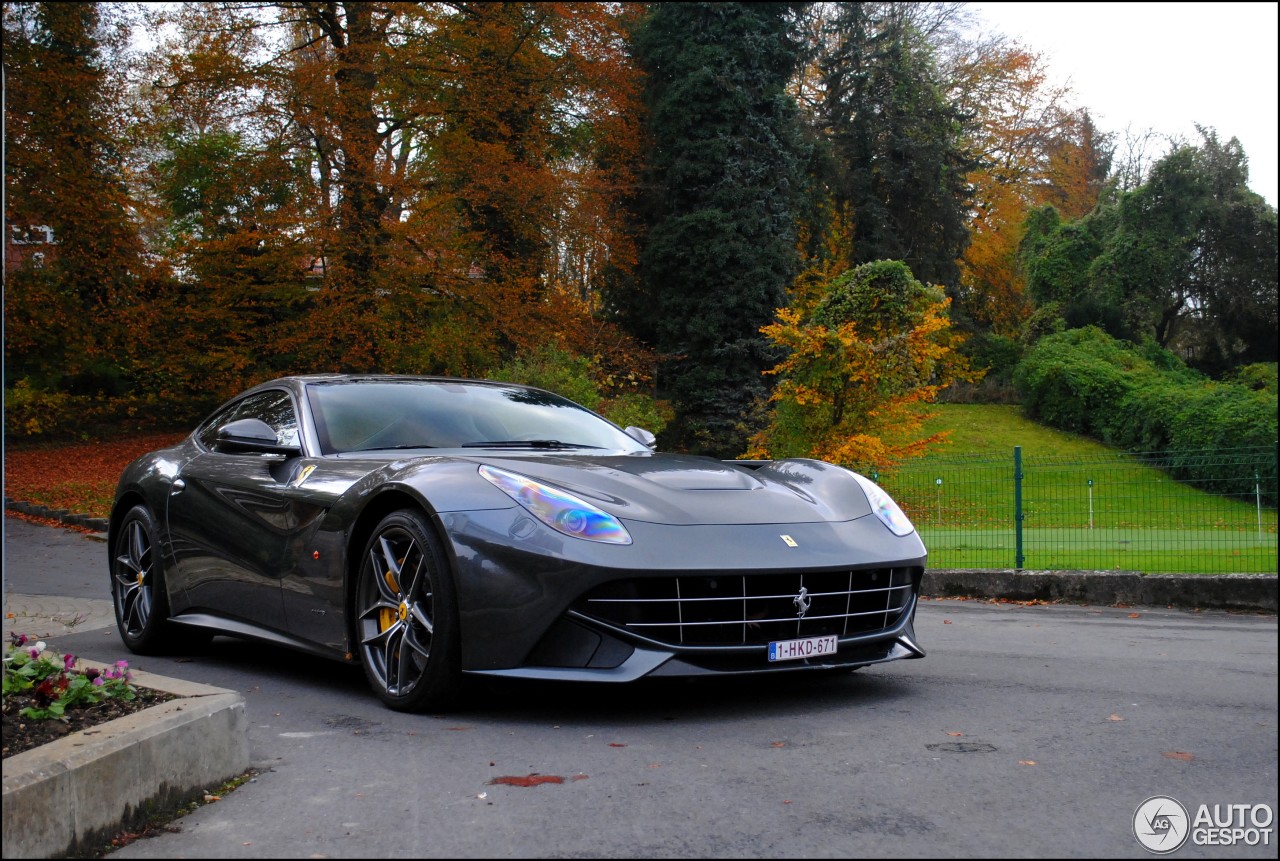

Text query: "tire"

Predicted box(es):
[111, 504, 179, 655]
[354, 509, 461, 711]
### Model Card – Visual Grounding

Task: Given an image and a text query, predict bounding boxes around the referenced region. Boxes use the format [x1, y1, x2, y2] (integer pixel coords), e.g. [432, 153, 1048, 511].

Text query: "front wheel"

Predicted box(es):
[111, 504, 178, 654]
[355, 510, 461, 711]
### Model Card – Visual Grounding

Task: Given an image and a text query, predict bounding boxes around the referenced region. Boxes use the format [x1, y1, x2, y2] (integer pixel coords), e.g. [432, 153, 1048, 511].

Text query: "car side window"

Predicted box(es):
[195, 402, 240, 449]
[196, 390, 300, 450]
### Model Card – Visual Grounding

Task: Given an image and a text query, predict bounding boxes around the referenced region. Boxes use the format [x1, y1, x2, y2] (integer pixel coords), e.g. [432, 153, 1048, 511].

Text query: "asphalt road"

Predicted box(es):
[3, 517, 1277, 858]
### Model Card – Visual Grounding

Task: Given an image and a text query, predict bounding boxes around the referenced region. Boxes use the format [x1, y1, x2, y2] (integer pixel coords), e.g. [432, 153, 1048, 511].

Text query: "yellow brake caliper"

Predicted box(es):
[378, 559, 410, 633]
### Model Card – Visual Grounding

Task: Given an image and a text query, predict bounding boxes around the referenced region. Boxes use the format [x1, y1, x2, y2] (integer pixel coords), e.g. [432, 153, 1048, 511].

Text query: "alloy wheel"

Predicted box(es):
[357, 525, 437, 698]
[113, 516, 154, 638]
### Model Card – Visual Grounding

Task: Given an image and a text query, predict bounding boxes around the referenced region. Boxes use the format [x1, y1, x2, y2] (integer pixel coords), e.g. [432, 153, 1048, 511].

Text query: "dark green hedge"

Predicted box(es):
[1014, 327, 1277, 500]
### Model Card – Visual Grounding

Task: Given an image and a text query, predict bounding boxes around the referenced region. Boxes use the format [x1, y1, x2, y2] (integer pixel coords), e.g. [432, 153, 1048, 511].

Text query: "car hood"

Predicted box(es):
[464, 452, 875, 526]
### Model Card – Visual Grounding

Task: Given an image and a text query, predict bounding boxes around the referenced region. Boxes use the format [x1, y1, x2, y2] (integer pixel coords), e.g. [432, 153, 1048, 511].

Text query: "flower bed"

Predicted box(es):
[2, 634, 176, 759]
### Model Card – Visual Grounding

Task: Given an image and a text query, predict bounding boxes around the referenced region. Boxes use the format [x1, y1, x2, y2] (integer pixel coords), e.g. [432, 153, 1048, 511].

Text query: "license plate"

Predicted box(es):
[768, 635, 838, 662]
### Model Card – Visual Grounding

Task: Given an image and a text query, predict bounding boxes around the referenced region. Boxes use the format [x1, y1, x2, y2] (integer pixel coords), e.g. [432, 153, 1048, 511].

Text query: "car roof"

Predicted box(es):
[250, 374, 536, 390]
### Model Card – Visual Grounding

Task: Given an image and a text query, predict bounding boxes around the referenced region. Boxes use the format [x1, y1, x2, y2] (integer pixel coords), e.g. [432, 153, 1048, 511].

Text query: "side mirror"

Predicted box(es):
[624, 426, 657, 449]
[215, 418, 301, 455]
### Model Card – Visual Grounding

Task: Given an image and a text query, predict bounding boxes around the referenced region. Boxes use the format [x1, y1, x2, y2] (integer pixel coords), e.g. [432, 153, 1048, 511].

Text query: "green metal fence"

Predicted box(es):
[872, 445, 1278, 574]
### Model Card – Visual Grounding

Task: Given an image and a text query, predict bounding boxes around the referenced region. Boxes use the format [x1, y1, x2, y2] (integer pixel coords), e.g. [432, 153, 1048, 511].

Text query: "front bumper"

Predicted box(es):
[439, 509, 928, 678]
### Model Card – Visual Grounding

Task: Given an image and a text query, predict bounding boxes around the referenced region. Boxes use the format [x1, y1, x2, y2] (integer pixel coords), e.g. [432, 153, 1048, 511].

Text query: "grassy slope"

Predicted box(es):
[919, 403, 1125, 458]
[899, 404, 1276, 573]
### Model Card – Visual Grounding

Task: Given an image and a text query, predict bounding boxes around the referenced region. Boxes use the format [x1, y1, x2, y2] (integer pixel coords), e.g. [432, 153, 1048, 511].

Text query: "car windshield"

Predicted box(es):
[307, 379, 649, 455]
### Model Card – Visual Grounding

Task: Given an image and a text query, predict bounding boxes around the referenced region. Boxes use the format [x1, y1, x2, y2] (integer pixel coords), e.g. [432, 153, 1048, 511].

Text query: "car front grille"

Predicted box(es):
[575, 567, 918, 648]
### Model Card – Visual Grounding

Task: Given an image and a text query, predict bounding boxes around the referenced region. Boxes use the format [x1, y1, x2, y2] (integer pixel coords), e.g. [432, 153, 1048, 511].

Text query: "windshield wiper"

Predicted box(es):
[461, 439, 603, 450]
[350, 444, 437, 452]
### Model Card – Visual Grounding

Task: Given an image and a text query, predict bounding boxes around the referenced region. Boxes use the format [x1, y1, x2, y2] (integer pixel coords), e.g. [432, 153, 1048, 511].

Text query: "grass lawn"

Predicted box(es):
[897, 404, 1277, 573]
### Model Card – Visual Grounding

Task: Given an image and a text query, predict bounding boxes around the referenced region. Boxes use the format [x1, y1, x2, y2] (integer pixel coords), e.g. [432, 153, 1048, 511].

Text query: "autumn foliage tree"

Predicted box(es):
[136, 1, 649, 404]
[748, 260, 976, 469]
[3, 2, 150, 397]
[945, 37, 1111, 336]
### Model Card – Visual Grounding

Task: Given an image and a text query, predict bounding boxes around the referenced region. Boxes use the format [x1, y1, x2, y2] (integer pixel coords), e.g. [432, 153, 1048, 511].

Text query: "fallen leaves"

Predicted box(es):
[1018, 760, 1037, 766]
[4, 432, 186, 519]
[1108, 714, 1125, 722]
[1162, 751, 1195, 762]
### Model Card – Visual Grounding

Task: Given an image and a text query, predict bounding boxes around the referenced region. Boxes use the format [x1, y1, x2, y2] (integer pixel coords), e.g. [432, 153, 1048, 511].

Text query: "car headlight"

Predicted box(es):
[850, 471, 915, 536]
[479, 464, 632, 545]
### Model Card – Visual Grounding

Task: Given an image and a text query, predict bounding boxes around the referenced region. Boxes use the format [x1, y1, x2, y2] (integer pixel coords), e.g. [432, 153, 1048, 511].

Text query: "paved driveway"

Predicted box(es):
[3, 517, 1276, 858]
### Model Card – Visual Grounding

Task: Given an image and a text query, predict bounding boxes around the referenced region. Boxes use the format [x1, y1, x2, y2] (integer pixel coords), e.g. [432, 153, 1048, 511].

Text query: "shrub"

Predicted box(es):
[1013, 327, 1133, 435]
[1231, 363, 1278, 394]
[1015, 328, 1278, 500]
[4, 379, 79, 437]
[598, 392, 672, 436]
[485, 343, 602, 410]
[943, 333, 1023, 404]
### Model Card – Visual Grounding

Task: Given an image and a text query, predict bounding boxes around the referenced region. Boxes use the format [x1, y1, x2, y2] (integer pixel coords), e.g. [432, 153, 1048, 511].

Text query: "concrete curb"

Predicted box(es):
[5, 497, 110, 533]
[2, 664, 249, 860]
[924, 569, 1278, 613]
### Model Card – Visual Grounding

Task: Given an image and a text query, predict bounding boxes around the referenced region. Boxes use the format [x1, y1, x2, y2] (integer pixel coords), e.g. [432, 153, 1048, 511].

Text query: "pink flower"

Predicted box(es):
[63, 654, 77, 671]
[92, 676, 105, 686]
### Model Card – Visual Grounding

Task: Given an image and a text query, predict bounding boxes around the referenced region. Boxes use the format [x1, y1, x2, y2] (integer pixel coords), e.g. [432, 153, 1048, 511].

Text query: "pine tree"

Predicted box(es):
[819, 3, 973, 290]
[620, 2, 810, 456]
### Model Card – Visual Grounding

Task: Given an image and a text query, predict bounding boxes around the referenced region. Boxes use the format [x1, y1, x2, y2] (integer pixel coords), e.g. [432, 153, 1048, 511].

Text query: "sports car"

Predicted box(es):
[109, 375, 927, 710]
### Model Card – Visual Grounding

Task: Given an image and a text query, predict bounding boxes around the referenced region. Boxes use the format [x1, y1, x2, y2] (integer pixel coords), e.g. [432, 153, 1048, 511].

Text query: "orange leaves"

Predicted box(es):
[751, 262, 974, 468]
[952, 40, 1108, 336]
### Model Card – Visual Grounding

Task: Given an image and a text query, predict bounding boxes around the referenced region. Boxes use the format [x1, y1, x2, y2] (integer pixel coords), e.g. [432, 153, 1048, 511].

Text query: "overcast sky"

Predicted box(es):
[966, 1, 1278, 205]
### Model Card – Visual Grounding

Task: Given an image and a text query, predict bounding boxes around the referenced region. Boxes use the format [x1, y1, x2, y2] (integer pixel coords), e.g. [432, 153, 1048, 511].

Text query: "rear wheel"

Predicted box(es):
[355, 510, 460, 711]
[111, 505, 178, 654]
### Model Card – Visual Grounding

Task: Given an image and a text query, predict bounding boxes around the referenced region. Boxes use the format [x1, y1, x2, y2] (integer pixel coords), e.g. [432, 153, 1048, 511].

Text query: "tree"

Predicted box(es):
[1019, 128, 1278, 374]
[818, 2, 974, 291]
[3, 2, 148, 393]
[618, 2, 811, 457]
[944, 32, 1111, 335]
[748, 260, 976, 469]
[1093, 129, 1277, 371]
[142, 2, 648, 378]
